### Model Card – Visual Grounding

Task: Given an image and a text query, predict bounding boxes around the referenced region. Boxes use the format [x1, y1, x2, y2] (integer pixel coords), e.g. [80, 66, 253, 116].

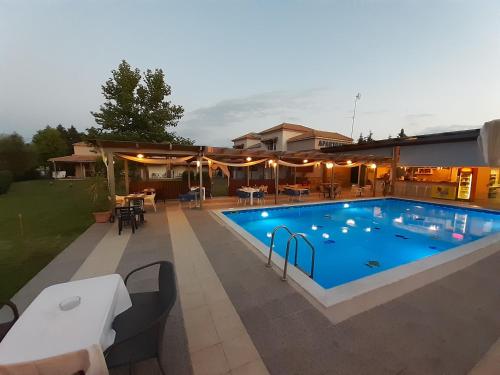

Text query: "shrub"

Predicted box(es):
[0, 170, 13, 194]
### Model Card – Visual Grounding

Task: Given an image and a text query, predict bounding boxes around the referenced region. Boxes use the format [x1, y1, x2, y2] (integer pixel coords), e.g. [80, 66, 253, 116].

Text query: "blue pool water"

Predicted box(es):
[223, 198, 500, 289]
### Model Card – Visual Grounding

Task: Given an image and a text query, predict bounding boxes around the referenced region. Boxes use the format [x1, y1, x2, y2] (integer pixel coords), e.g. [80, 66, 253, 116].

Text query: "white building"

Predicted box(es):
[231, 123, 352, 151]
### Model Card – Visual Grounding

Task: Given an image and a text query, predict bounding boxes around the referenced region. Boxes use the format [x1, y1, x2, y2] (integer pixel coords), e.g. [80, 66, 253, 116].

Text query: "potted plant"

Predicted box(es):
[88, 175, 112, 223]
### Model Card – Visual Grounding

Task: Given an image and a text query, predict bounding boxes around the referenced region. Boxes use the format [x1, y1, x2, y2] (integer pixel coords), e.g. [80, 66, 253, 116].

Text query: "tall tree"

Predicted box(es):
[357, 132, 365, 144]
[32, 126, 68, 166]
[56, 124, 84, 152]
[366, 130, 374, 142]
[397, 128, 407, 138]
[89, 60, 191, 144]
[0, 133, 37, 180]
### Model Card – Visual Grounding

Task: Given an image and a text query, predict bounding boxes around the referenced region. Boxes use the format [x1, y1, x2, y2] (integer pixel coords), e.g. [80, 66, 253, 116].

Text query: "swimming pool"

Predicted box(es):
[221, 198, 500, 290]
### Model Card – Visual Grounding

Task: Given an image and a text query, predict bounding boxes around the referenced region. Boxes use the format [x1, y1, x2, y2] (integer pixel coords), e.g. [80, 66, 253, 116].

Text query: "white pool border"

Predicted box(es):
[213, 197, 500, 311]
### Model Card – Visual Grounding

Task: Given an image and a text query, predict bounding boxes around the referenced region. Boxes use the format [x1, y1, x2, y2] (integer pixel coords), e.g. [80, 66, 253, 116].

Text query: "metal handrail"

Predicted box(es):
[282, 233, 315, 281]
[266, 225, 297, 268]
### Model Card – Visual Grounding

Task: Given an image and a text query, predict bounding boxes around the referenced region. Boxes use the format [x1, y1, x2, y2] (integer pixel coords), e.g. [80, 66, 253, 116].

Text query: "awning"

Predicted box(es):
[48, 154, 98, 163]
[478, 120, 500, 166]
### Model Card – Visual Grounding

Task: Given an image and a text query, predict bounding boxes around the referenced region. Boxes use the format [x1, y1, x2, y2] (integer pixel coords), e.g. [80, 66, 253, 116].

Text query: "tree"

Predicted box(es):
[32, 126, 68, 166]
[90, 60, 192, 144]
[366, 130, 374, 142]
[56, 124, 84, 152]
[397, 128, 407, 138]
[357, 132, 365, 144]
[0, 133, 38, 180]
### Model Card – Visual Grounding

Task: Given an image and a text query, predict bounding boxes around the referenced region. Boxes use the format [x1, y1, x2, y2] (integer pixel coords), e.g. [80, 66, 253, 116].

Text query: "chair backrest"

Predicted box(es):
[0, 301, 19, 343]
[130, 198, 144, 208]
[116, 207, 133, 219]
[158, 261, 177, 314]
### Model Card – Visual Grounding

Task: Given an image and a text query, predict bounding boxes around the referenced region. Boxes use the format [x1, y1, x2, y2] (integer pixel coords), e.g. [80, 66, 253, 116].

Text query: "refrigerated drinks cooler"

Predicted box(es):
[456, 168, 473, 200]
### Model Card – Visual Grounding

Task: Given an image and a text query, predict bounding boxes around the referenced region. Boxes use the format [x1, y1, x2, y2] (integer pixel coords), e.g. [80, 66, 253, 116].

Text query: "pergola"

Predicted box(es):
[92, 140, 393, 208]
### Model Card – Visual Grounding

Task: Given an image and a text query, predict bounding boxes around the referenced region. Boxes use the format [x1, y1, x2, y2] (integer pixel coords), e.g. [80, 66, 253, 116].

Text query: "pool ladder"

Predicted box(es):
[266, 225, 316, 281]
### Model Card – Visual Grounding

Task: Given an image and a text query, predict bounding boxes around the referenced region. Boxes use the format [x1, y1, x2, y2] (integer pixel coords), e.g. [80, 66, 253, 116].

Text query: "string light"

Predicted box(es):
[246, 157, 252, 162]
[137, 154, 144, 159]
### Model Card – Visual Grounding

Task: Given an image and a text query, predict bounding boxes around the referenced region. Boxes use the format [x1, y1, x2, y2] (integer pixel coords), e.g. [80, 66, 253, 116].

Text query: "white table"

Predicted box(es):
[240, 187, 260, 205]
[190, 186, 206, 200]
[0, 274, 132, 365]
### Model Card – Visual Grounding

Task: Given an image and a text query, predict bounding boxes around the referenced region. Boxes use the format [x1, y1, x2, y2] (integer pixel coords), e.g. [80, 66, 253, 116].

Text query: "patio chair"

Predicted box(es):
[104, 261, 177, 375]
[0, 300, 19, 342]
[236, 190, 250, 205]
[144, 192, 157, 212]
[319, 184, 331, 199]
[129, 198, 145, 225]
[253, 190, 265, 205]
[333, 185, 342, 199]
[179, 192, 197, 208]
[116, 207, 136, 235]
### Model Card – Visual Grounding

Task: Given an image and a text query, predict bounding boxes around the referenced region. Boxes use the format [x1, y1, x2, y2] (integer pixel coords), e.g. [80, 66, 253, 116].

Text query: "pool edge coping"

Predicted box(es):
[212, 197, 500, 310]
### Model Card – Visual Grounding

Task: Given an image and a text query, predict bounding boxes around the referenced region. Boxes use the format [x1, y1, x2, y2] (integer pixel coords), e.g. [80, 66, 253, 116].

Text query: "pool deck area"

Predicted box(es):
[4, 195, 500, 374]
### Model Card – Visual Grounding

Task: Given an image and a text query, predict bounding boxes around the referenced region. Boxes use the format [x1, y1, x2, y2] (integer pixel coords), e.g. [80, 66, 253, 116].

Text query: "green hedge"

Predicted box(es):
[0, 170, 13, 194]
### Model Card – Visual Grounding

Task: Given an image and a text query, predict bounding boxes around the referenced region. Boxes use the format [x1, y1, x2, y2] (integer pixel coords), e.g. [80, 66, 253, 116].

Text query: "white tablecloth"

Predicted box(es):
[0, 274, 132, 365]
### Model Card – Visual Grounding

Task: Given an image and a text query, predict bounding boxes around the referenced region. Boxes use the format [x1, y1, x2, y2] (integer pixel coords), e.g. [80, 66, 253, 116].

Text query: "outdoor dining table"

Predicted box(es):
[0, 274, 132, 369]
[124, 193, 145, 203]
[285, 186, 310, 201]
[190, 186, 206, 200]
[239, 187, 260, 206]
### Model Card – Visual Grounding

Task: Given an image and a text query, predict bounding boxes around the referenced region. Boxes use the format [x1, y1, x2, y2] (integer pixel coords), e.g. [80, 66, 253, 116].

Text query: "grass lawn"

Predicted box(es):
[0, 179, 108, 300]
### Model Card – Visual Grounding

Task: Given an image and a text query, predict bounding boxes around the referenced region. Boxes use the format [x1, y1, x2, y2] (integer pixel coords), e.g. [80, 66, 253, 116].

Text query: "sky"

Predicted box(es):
[1, 0, 499, 146]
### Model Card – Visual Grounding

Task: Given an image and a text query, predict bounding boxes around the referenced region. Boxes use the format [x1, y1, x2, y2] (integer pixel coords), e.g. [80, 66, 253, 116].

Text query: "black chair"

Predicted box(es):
[104, 261, 177, 375]
[129, 198, 145, 225]
[0, 300, 19, 342]
[116, 207, 136, 235]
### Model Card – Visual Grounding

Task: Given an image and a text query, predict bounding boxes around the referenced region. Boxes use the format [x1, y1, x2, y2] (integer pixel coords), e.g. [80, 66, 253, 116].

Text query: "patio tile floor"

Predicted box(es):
[185, 206, 500, 375]
[3, 199, 500, 375]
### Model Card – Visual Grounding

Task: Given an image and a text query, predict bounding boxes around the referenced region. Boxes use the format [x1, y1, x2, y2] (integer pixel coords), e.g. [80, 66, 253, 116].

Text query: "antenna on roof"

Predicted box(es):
[350, 93, 361, 139]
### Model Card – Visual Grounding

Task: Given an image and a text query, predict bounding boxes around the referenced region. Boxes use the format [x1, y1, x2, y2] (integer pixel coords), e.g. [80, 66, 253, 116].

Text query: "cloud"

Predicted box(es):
[177, 88, 329, 146]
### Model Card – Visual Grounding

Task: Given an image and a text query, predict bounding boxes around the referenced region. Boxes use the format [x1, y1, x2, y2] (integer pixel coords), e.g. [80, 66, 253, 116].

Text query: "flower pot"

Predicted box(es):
[93, 211, 111, 223]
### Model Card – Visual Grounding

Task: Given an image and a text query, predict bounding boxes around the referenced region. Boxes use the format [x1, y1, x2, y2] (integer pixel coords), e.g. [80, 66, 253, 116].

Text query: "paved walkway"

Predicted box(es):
[185, 208, 500, 375]
[4, 201, 499, 374]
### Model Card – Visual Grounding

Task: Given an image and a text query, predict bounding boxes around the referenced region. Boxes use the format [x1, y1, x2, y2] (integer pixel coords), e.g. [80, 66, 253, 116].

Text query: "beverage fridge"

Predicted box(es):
[456, 168, 473, 201]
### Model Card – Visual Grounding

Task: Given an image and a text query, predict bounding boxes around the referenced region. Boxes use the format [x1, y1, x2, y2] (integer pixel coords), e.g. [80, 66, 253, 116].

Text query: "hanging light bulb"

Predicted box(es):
[246, 157, 252, 162]
[137, 154, 144, 159]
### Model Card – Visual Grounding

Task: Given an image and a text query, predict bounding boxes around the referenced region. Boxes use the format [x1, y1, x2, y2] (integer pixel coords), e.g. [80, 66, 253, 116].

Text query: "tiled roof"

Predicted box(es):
[231, 132, 262, 142]
[48, 154, 98, 163]
[258, 123, 313, 135]
[287, 130, 352, 143]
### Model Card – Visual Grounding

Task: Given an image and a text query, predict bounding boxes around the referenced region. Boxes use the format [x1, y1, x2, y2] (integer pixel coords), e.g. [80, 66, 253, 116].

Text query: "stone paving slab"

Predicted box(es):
[185, 208, 500, 375]
[110, 206, 192, 375]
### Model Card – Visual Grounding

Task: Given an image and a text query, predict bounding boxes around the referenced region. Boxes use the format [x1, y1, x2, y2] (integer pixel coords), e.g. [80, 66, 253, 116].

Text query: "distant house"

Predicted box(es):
[230, 123, 353, 186]
[48, 142, 98, 178]
[231, 123, 352, 151]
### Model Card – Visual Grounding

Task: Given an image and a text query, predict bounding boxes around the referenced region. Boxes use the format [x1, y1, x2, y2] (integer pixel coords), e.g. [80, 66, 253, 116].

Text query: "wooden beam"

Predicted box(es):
[106, 152, 116, 209]
[124, 159, 129, 194]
